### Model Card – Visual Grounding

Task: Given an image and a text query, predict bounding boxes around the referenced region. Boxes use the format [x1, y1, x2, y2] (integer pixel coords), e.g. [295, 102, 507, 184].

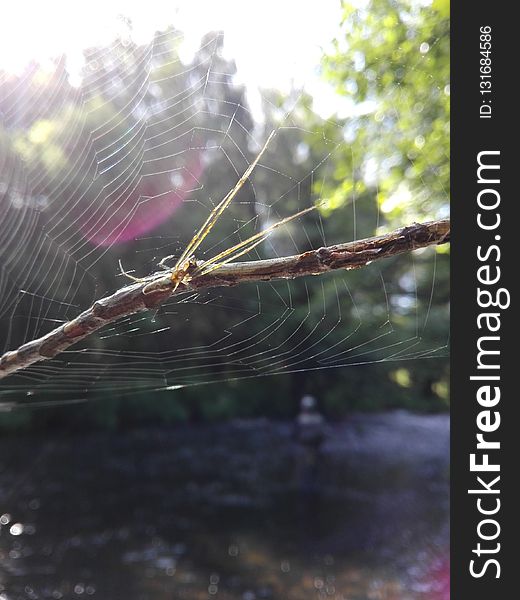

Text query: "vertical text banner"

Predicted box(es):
[451, 3, 515, 598]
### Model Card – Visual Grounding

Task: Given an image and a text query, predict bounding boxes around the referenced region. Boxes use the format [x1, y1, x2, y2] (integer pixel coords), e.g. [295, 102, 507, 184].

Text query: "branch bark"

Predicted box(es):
[0, 219, 449, 380]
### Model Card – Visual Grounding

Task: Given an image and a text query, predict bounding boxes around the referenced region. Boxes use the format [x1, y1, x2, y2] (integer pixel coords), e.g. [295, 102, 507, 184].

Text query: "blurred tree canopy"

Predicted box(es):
[0, 1, 449, 431]
[314, 0, 449, 224]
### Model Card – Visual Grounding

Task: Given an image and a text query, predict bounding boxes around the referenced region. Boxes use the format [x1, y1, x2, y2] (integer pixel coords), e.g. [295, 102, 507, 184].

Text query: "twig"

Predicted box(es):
[0, 219, 450, 380]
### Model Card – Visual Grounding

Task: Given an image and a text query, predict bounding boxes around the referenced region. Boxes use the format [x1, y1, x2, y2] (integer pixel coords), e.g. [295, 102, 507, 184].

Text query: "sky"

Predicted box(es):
[0, 0, 346, 117]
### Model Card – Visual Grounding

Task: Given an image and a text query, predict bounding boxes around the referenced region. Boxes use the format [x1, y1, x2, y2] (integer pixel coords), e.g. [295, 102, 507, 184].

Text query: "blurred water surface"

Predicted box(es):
[0, 411, 449, 599]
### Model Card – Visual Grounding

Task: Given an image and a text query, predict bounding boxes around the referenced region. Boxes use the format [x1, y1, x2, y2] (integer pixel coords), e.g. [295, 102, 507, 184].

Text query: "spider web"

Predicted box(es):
[0, 8, 449, 409]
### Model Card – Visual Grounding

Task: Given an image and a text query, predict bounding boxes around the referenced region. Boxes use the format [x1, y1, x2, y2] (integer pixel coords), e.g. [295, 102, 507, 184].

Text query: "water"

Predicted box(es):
[0, 411, 449, 599]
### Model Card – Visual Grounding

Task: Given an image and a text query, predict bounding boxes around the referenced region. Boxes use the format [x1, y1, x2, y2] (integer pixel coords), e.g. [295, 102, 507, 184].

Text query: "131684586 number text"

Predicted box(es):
[480, 25, 492, 119]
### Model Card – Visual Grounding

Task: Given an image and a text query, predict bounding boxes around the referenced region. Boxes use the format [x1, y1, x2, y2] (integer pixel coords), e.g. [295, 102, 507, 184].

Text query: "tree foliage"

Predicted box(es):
[319, 0, 449, 226]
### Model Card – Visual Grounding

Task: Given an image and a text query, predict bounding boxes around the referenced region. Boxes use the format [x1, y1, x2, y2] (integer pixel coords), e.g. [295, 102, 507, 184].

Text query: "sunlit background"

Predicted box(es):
[1, 0, 347, 116]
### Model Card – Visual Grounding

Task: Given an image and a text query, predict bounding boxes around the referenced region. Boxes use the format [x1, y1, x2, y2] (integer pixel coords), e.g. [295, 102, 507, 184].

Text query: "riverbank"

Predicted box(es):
[0, 411, 449, 599]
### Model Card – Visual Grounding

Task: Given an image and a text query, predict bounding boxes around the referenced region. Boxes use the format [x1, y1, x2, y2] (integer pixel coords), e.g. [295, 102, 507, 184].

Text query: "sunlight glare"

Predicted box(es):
[1, 0, 343, 116]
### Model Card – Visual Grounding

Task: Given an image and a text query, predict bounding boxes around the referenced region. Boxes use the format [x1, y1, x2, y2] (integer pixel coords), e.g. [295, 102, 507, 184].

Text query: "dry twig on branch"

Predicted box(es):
[0, 219, 450, 380]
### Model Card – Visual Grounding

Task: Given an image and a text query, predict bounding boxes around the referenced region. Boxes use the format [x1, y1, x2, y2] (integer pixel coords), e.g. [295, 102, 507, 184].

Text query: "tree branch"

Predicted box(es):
[0, 219, 450, 380]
